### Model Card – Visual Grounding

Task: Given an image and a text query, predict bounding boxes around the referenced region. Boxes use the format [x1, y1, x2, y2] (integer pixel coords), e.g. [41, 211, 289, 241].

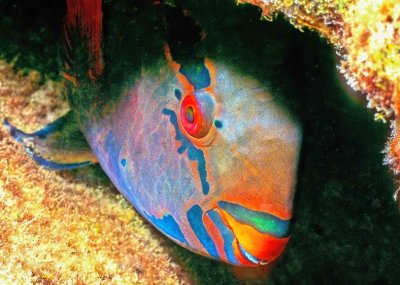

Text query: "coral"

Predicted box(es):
[241, 0, 400, 200]
[238, 0, 352, 44]
[0, 61, 192, 284]
[342, 0, 400, 118]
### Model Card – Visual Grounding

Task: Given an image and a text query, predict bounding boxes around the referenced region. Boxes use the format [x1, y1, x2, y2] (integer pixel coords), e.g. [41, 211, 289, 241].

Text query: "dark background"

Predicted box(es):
[0, 0, 398, 284]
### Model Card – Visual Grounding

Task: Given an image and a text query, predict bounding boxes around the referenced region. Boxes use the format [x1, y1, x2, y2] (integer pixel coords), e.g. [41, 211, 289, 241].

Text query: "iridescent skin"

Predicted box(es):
[84, 58, 302, 266]
[1, 1, 300, 267]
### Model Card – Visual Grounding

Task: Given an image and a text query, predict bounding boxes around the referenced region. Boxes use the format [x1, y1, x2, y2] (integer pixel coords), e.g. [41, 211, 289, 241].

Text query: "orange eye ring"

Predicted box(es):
[180, 94, 204, 137]
[180, 92, 216, 140]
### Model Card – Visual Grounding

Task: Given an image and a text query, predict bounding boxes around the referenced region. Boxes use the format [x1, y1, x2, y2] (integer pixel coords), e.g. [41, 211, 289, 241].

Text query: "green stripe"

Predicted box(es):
[218, 201, 290, 238]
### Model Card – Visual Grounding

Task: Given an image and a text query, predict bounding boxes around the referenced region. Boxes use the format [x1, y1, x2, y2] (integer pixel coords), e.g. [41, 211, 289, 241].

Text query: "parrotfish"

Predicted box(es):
[5, 1, 302, 266]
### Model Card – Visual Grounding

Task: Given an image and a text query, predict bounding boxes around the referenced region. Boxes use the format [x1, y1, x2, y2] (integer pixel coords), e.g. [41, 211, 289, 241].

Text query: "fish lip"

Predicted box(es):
[237, 242, 267, 266]
[210, 203, 291, 266]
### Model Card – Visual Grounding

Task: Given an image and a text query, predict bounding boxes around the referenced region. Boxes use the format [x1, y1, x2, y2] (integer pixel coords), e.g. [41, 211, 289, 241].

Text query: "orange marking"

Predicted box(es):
[62, 72, 79, 87]
[232, 239, 255, 266]
[208, 208, 254, 266]
[164, 44, 195, 95]
[220, 209, 289, 262]
[204, 58, 217, 90]
[203, 213, 227, 261]
[176, 73, 195, 94]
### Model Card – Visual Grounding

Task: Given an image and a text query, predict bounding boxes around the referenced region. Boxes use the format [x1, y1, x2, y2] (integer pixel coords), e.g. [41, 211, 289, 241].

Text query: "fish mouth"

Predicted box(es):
[205, 201, 291, 266]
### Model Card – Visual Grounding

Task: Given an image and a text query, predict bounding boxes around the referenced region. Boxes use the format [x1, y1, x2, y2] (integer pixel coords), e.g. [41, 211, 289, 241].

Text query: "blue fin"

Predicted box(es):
[4, 111, 97, 170]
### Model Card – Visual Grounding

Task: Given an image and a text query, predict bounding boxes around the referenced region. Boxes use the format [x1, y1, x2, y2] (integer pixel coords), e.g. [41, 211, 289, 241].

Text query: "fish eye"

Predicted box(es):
[179, 92, 215, 140]
[181, 95, 197, 130]
[184, 106, 195, 123]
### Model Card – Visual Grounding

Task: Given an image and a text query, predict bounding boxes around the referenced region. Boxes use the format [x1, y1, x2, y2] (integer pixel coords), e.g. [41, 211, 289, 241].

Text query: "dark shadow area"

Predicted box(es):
[0, 0, 65, 80]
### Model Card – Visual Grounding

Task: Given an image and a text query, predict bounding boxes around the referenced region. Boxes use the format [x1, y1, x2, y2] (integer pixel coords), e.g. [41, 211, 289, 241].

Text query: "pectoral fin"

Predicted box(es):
[4, 111, 97, 170]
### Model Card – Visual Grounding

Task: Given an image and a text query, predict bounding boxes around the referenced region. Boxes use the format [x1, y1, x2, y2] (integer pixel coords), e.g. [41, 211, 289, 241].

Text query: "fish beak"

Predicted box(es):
[206, 202, 291, 266]
[219, 208, 290, 265]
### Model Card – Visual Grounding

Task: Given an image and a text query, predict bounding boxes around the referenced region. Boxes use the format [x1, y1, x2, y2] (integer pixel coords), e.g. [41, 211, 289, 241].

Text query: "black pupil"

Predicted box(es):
[185, 106, 194, 123]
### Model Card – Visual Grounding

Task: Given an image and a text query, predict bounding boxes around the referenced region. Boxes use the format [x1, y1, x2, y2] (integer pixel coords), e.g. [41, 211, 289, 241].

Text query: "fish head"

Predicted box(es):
[88, 58, 302, 266]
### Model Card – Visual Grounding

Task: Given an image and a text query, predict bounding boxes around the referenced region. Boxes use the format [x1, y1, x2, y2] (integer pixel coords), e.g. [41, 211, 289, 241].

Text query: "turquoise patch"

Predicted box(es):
[218, 201, 290, 238]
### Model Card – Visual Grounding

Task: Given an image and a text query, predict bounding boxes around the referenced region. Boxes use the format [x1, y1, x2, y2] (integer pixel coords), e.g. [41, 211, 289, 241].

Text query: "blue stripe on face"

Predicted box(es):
[162, 108, 210, 195]
[179, 63, 211, 90]
[187, 205, 219, 258]
[145, 213, 187, 244]
[218, 201, 290, 238]
[174, 89, 182, 100]
[207, 210, 238, 265]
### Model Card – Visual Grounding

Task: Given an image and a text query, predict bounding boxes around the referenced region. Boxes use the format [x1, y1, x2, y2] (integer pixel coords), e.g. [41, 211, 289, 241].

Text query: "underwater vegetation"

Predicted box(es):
[0, 0, 399, 284]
